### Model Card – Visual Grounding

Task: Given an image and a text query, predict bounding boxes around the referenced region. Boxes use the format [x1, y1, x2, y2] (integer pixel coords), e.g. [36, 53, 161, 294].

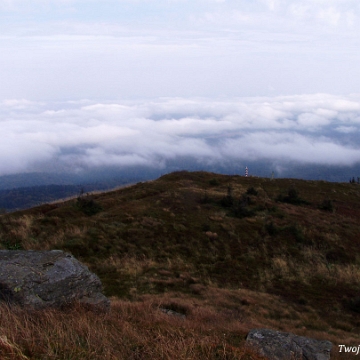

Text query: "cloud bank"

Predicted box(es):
[0, 94, 359, 176]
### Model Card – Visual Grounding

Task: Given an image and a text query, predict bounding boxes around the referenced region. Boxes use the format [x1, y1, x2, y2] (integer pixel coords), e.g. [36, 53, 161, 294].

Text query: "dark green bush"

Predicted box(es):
[276, 187, 309, 205]
[209, 178, 220, 186]
[265, 221, 278, 236]
[319, 199, 334, 212]
[199, 191, 212, 204]
[201, 224, 211, 232]
[246, 187, 258, 196]
[281, 224, 307, 244]
[219, 186, 234, 207]
[2, 241, 23, 250]
[347, 297, 360, 313]
[76, 197, 103, 216]
[230, 201, 256, 218]
[219, 195, 234, 208]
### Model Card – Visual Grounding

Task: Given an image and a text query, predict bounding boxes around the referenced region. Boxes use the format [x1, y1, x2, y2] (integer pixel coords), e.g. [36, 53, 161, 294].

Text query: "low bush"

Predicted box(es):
[76, 197, 103, 216]
[209, 178, 220, 186]
[276, 188, 309, 205]
[318, 199, 334, 212]
[347, 297, 360, 313]
[246, 187, 258, 196]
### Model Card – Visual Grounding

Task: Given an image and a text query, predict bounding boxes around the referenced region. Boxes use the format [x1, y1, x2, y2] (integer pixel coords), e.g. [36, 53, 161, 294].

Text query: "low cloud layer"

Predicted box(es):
[0, 94, 359, 176]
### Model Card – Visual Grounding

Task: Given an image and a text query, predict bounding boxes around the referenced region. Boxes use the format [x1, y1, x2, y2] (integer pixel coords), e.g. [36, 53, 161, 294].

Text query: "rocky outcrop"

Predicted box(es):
[0, 250, 110, 312]
[246, 328, 332, 360]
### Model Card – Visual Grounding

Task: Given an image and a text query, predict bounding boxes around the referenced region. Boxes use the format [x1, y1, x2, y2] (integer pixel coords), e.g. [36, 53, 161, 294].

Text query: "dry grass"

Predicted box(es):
[0, 297, 266, 360]
[266, 250, 360, 287]
[0, 171, 360, 358]
[0, 288, 357, 359]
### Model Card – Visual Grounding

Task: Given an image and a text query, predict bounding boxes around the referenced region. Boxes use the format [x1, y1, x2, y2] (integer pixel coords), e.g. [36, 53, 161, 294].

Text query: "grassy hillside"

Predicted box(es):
[0, 171, 359, 359]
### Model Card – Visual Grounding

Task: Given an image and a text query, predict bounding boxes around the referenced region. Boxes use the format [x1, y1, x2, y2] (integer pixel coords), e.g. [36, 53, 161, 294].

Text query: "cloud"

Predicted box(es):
[0, 0, 359, 100]
[222, 132, 360, 165]
[0, 94, 359, 176]
[336, 126, 358, 133]
[0, 2, 358, 179]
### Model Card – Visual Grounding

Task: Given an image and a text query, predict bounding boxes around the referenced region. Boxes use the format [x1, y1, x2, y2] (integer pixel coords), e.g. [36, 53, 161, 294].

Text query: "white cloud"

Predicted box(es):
[0, 94, 359, 176]
[222, 132, 360, 165]
[336, 126, 357, 133]
[297, 113, 330, 129]
[317, 6, 341, 25]
[0, 1, 359, 100]
[0, 1, 359, 175]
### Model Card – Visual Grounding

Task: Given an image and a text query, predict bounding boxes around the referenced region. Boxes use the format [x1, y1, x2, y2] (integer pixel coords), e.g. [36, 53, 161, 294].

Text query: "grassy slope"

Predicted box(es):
[0, 171, 359, 359]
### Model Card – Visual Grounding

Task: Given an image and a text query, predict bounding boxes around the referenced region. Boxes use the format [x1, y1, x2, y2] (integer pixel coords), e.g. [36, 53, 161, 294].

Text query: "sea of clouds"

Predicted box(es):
[0, 93, 359, 177]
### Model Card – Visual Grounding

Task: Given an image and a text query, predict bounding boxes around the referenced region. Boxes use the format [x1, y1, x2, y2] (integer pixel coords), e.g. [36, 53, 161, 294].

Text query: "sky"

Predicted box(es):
[0, 0, 359, 177]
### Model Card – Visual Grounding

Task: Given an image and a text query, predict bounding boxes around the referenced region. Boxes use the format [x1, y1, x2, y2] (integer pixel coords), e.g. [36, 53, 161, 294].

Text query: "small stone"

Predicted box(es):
[159, 308, 186, 319]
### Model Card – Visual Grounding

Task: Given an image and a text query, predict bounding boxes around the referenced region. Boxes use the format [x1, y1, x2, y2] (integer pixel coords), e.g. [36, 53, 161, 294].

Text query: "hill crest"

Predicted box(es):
[0, 171, 359, 358]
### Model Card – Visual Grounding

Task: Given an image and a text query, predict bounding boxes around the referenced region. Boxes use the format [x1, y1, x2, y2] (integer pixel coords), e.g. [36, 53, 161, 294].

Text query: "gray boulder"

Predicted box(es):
[246, 328, 332, 360]
[0, 250, 110, 312]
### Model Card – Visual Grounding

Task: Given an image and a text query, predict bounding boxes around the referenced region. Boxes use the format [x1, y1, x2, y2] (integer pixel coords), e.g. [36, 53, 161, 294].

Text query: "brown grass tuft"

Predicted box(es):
[0, 298, 267, 360]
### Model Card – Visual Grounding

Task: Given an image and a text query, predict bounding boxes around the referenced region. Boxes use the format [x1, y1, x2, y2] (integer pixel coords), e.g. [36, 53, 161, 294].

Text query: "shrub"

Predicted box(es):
[199, 191, 212, 204]
[276, 187, 309, 205]
[246, 187, 258, 196]
[201, 224, 211, 232]
[219, 186, 234, 207]
[347, 297, 360, 313]
[228, 195, 256, 218]
[220, 195, 234, 208]
[281, 224, 307, 244]
[2, 240, 23, 250]
[209, 178, 220, 186]
[230, 201, 256, 218]
[76, 197, 103, 216]
[265, 221, 278, 236]
[318, 199, 334, 212]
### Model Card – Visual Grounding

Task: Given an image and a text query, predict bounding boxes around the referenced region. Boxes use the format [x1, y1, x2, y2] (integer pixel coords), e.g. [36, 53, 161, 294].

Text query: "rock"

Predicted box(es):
[209, 216, 223, 222]
[246, 328, 332, 360]
[205, 231, 218, 239]
[141, 216, 163, 227]
[0, 250, 110, 312]
[159, 308, 186, 319]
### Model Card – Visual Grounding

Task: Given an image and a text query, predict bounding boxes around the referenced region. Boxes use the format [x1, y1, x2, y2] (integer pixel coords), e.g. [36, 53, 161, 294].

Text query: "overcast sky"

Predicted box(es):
[0, 0, 359, 176]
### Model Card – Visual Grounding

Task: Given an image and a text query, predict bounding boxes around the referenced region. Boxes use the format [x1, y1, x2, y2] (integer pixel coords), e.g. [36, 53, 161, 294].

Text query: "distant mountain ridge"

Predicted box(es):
[1, 161, 359, 191]
[0, 166, 162, 191]
[0, 167, 161, 211]
[0, 182, 134, 212]
[0, 184, 84, 211]
[0, 161, 359, 211]
[0, 172, 78, 190]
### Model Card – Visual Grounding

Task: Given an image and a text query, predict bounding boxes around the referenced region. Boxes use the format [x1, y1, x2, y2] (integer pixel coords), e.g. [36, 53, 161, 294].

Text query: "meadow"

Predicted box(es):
[0, 171, 359, 359]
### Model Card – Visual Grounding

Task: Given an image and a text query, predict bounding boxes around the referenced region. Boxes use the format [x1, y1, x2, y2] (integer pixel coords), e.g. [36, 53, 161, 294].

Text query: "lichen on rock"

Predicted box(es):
[0, 250, 110, 312]
[246, 328, 332, 360]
